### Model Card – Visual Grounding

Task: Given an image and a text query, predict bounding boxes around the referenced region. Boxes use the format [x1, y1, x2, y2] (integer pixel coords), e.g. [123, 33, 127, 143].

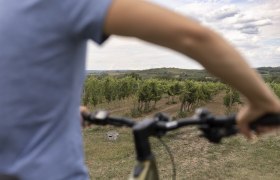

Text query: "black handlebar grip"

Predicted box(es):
[249, 113, 280, 131]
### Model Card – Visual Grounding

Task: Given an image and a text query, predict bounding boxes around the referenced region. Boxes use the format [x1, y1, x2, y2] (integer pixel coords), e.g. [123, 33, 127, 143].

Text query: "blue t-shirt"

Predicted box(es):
[0, 0, 112, 179]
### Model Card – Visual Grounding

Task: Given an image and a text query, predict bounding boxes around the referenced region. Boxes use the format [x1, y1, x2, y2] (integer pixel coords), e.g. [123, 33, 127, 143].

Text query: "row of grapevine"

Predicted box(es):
[269, 82, 280, 98]
[221, 82, 280, 114]
[82, 75, 224, 115]
[179, 81, 223, 112]
[83, 77, 280, 116]
[83, 75, 139, 106]
[137, 79, 164, 112]
[223, 86, 242, 108]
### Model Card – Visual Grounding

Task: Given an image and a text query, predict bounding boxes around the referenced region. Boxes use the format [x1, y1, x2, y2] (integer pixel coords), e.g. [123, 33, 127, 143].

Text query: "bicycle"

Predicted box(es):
[82, 108, 280, 180]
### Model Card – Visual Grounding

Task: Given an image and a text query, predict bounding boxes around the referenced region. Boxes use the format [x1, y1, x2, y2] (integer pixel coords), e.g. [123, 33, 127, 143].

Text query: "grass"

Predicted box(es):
[84, 125, 280, 179]
[83, 127, 134, 179]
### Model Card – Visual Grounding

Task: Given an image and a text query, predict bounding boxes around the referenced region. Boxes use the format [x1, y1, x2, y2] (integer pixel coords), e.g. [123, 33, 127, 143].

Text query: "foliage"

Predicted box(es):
[83, 76, 103, 106]
[166, 81, 183, 104]
[82, 75, 223, 115]
[179, 81, 222, 112]
[269, 82, 280, 98]
[223, 86, 242, 108]
[137, 79, 164, 112]
[176, 110, 188, 118]
[82, 75, 139, 106]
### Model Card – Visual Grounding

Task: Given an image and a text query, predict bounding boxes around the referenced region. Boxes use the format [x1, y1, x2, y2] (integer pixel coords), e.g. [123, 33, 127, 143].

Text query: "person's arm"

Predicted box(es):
[104, 0, 280, 138]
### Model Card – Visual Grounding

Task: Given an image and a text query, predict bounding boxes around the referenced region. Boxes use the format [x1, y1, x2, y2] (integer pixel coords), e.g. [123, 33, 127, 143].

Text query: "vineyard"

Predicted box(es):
[83, 74, 280, 118]
[82, 73, 280, 118]
[82, 73, 280, 180]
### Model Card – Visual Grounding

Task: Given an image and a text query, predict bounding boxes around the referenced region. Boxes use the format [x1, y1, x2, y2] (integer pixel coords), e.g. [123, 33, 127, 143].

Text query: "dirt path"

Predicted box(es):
[143, 103, 180, 119]
[147, 92, 228, 118]
[109, 106, 129, 114]
[203, 91, 227, 115]
[93, 91, 230, 120]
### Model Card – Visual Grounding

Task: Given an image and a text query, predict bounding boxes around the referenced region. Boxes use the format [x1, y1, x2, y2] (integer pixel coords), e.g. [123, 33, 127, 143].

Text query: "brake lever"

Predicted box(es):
[82, 111, 109, 125]
[196, 108, 238, 143]
[154, 112, 171, 137]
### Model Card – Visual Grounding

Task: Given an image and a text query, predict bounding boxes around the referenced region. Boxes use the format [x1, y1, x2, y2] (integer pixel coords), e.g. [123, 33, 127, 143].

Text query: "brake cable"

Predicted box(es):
[158, 138, 176, 180]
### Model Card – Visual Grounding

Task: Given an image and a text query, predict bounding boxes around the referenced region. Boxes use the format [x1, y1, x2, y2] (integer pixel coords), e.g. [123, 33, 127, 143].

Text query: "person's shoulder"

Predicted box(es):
[63, 0, 113, 43]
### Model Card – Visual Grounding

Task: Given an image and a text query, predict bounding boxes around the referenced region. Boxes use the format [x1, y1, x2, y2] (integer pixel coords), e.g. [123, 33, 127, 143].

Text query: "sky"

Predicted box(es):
[86, 0, 280, 70]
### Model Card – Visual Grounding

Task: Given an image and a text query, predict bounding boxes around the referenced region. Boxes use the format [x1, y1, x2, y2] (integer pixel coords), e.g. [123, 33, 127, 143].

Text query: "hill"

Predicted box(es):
[87, 66, 280, 81]
[257, 66, 280, 74]
[87, 67, 216, 81]
[256, 67, 280, 82]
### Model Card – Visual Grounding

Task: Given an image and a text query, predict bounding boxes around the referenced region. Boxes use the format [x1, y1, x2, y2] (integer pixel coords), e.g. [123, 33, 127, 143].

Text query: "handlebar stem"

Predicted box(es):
[133, 119, 157, 161]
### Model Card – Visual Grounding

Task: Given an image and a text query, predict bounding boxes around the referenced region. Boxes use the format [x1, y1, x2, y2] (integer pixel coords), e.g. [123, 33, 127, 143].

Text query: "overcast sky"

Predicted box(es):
[86, 0, 280, 70]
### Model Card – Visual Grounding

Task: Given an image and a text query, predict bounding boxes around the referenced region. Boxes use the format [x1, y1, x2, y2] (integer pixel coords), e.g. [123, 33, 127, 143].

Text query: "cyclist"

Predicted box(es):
[0, 0, 279, 179]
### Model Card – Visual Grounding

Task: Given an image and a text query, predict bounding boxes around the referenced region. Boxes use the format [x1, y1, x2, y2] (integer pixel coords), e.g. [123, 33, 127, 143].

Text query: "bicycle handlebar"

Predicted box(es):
[83, 108, 280, 179]
[83, 108, 280, 139]
[82, 111, 135, 127]
[83, 108, 280, 161]
[249, 113, 280, 130]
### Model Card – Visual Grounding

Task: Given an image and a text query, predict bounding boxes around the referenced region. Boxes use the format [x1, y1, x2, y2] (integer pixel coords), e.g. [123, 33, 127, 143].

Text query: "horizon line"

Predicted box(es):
[86, 66, 280, 71]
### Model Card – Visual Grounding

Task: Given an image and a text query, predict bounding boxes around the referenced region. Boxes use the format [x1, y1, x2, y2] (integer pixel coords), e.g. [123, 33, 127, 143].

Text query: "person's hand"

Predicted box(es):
[80, 106, 92, 128]
[237, 101, 280, 139]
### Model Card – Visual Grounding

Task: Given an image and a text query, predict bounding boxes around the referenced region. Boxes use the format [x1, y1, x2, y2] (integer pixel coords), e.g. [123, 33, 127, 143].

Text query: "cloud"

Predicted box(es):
[241, 27, 258, 34]
[230, 15, 272, 34]
[176, 2, 273, 35]
[174, 0, 279, 67]
[277, 47, 280, 54]
[210, 5, 239, 20]
[87, 37, 203, 70]
[86, 0, 280, 70]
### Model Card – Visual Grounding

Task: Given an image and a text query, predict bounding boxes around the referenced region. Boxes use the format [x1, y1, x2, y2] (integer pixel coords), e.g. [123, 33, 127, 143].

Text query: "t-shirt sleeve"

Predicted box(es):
[65, 0, 113, 44]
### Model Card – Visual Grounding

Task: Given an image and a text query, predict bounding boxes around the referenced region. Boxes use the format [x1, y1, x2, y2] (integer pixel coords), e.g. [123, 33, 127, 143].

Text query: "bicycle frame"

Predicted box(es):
[129, 156, 159, 180]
